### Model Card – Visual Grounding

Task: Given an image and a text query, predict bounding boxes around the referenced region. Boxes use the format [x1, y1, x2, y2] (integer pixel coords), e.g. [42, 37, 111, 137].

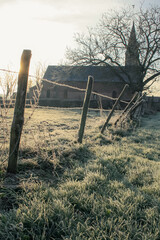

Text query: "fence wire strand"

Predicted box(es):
[0, 68, 129, 104]
[0, 67, 135, 165]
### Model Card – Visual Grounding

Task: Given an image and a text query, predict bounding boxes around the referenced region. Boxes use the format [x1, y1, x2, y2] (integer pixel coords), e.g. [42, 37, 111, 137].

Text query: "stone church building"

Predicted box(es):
[29, 23, 140, 108]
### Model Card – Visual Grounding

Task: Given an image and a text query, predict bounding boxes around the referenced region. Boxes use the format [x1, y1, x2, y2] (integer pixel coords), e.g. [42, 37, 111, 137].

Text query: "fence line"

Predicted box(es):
[0, 68, 129, 105]
[0, 68, 19, 75]
[0, 50, 147, 175]
[42, 78, 129, 103]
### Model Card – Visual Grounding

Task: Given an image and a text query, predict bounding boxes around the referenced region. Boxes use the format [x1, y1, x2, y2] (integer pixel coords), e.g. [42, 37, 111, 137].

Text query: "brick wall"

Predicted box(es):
[39, 81, 133, 102]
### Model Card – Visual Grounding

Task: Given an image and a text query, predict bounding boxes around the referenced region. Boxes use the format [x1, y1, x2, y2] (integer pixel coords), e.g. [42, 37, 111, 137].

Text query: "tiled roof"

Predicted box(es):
[43, 65, 128, 83]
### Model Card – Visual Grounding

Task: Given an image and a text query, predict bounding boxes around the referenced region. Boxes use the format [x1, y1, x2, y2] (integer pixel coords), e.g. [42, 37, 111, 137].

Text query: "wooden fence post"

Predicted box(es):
[101, 84, 129, 134]
[130, 99, 145, 118]
[114, 91, 138, 127]
[7, 50, 32, 174]
[78, 76, 94, 143]
[98, 95, 103, 117]
[120, 93, 145, 125]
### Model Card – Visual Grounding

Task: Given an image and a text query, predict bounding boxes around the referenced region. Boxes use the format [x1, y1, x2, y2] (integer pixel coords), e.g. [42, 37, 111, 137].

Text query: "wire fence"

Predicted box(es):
[0, 63, 146, 174]
[0, 65, 128, 169]
[0, 50, 155, 174]
[0, 68, 129, 105]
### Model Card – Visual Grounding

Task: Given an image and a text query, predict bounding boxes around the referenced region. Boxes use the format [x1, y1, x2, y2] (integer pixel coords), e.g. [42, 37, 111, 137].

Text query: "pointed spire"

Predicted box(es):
[128, 22, 138, 48]
[125, 22, 139, 67]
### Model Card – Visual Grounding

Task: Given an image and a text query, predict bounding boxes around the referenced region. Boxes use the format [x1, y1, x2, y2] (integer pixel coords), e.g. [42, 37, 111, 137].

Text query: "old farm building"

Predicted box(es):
[29, 23, 140, 108]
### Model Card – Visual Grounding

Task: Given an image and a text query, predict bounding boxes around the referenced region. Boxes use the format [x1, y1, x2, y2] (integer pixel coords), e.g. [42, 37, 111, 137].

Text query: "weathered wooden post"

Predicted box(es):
[78, 76, 94, 143]
[114, 91, 138, 127]
[120, 93, 146, 125]
[101, 84, 129, 134]
[130, 99, 145, 119]
[7, 50, 32, 173]
[98, 95, 103, 117]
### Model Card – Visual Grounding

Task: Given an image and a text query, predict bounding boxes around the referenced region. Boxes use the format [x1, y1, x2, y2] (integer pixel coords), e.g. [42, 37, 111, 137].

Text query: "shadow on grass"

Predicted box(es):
[5, 144, 95, 186]
[0, 174, 24, 211]
[0, 144, 94, 212]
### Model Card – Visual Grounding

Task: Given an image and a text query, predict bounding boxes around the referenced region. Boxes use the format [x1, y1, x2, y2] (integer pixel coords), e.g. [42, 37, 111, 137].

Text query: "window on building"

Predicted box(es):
[64, 89, 68, 99]
[47, 89, 50, 98]
[112, 90, 117, 99]
[93, 93, 98, 100]
[53, 86, 58, 98]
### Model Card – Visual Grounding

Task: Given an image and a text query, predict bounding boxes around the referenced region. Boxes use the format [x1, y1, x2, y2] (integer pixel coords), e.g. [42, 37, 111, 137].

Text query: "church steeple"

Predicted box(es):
[125, 22, 139, 67]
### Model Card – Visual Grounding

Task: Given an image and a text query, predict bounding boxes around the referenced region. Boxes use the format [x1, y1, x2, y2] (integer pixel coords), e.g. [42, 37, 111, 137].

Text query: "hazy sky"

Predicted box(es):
[0, 0, 159, 75]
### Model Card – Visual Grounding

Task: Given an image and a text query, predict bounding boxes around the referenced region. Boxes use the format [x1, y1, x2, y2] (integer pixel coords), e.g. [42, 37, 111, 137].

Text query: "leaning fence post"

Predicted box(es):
[123, 92, 145, 120]
[78, 76, 94, 143]
[7, 50, 32, 174]
[101, 84, 129, 134]
[114, 91, 138, 127]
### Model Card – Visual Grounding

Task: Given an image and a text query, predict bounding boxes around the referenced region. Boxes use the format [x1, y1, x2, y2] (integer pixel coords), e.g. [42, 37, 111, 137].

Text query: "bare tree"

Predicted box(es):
[0, 70, 16, 100]
[66, 5, 160, 93]
[28, 62, 46, 90]
[27, 62, 46, 102]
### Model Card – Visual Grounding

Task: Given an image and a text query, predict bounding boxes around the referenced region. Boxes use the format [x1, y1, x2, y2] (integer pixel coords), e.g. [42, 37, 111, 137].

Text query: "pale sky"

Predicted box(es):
[0, 0, 159, 75]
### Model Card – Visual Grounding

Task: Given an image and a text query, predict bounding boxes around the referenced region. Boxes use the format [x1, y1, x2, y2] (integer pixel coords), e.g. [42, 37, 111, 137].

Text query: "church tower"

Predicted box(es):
[125, 22, 139, 67]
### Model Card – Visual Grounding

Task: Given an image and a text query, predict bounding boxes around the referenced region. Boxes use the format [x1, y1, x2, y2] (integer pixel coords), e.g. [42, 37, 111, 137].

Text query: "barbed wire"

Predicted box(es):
[41, 78, 129, 104]
[0, 68, 129, 104]
[0, 68, 19, 75]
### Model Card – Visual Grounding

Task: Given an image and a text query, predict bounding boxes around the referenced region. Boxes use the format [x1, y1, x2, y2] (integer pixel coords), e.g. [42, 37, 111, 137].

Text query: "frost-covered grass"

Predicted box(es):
[0, 108, 160, 240]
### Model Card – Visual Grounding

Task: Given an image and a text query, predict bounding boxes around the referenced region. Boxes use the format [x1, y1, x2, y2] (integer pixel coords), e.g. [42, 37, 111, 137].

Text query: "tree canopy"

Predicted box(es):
[66, 5, 160, 92]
